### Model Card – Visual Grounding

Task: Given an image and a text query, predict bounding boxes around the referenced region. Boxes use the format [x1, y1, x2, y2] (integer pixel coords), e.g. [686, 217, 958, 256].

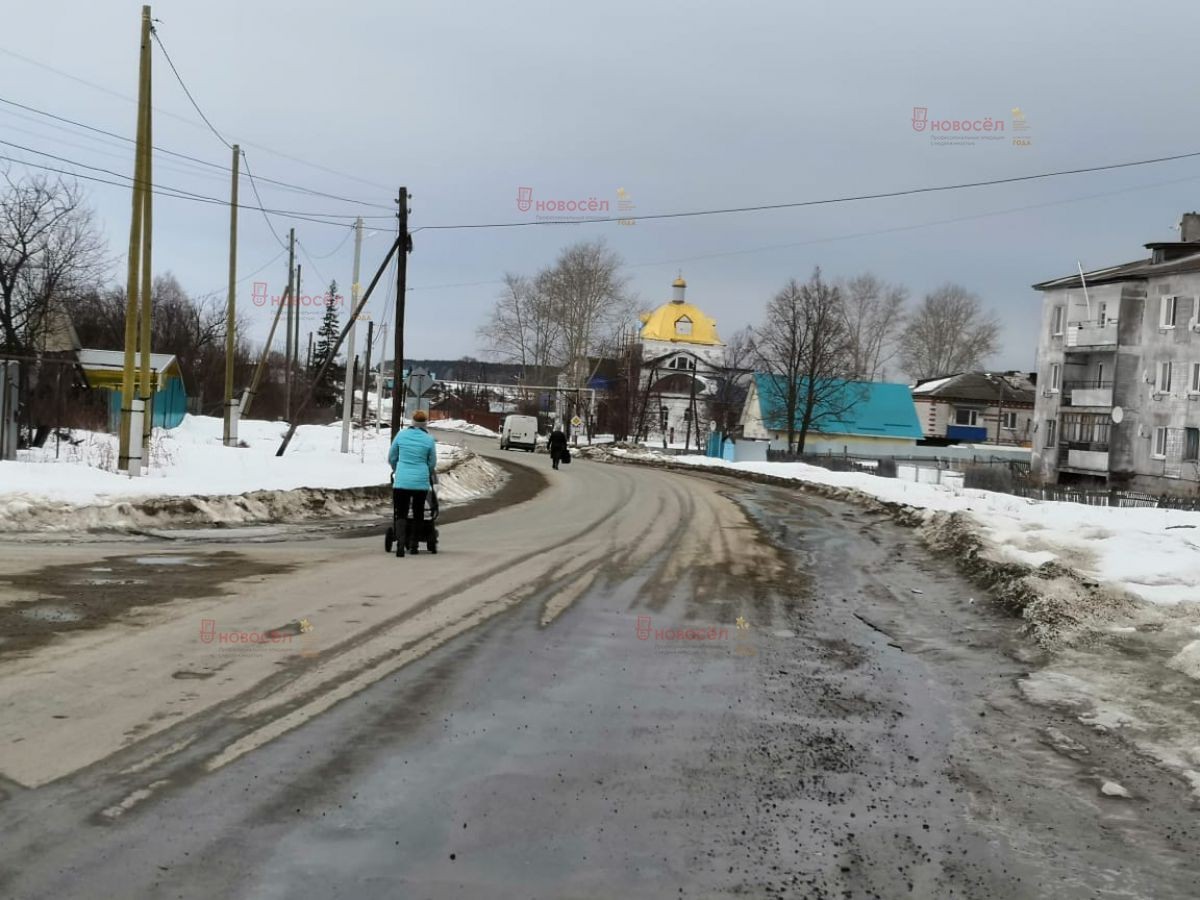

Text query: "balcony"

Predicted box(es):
[1063, 380, 1113, 407]
[1064, 320, 1117, 349]
[1057, 442, 1110, 472]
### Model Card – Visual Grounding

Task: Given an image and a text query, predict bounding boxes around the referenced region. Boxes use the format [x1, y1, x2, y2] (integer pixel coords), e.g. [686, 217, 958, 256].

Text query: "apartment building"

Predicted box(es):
[1031, 213, 1200, 495]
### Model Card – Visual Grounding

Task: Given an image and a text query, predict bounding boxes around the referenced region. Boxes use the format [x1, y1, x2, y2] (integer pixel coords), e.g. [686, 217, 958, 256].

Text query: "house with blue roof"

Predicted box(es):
[739, 374, 925, 452]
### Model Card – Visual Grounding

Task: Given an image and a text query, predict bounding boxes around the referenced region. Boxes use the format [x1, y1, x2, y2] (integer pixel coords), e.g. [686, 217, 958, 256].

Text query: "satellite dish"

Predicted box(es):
[1111, 406, 1124, 424]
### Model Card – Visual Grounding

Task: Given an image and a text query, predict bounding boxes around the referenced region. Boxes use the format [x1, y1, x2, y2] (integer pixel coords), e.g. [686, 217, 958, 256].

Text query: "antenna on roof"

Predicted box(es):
[1077, 261, 1092, 319]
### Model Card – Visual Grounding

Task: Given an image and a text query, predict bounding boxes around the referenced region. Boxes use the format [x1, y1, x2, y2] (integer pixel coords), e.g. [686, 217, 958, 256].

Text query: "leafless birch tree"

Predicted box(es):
[899, 283, 1000, 380]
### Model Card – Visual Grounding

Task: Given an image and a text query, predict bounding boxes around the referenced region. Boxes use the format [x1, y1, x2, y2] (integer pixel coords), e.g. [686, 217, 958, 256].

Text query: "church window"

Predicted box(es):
[675, 316, 693, 336]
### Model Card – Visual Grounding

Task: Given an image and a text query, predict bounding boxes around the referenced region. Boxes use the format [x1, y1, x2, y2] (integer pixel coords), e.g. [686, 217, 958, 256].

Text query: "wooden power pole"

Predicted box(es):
[390, 187, 410, 438]
[118, 5, 153, 475]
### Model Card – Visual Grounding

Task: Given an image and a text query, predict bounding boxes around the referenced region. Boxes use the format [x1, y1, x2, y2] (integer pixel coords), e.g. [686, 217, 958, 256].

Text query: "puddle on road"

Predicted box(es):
[0, 551, 294, 657]
[133, 556, 212, 567]
[18, 604, 85, 624]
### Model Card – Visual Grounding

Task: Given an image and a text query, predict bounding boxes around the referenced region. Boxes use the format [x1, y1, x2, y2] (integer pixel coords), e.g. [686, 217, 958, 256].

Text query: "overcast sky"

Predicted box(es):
[4, 0, 1200, 374]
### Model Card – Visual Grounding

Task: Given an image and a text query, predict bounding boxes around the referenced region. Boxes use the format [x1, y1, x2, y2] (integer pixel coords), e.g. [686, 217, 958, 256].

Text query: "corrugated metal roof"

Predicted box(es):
[753, 374, 923, 439]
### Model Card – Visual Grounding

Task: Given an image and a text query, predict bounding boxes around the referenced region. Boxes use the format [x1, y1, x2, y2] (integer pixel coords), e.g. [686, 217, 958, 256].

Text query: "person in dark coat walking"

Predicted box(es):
[547, 427, 568, 470]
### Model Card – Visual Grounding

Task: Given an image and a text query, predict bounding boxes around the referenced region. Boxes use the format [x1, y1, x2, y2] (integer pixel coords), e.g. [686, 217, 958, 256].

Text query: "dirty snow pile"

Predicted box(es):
[0, 415, 503, 530]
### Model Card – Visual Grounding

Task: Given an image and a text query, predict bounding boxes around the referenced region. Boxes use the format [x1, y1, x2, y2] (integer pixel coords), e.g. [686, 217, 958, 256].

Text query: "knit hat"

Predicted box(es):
[412, 410, 428, 423]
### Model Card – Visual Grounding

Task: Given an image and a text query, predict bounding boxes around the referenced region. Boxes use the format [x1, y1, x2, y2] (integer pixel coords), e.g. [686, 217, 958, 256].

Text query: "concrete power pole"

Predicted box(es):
[222, 144, 240, 446]
[340, 218, 364, 452]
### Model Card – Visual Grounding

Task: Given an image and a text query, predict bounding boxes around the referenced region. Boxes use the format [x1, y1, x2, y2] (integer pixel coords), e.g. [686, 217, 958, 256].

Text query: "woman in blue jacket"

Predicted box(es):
[387, 409, 438, 556]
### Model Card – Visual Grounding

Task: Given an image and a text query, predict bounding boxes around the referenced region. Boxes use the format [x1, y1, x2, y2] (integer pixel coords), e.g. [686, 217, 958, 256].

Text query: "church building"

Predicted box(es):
[637, 276, 725, 446]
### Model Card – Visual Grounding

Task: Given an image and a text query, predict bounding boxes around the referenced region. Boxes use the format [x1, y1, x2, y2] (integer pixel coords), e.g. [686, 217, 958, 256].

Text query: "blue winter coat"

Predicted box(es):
[388, 426, 437, 490]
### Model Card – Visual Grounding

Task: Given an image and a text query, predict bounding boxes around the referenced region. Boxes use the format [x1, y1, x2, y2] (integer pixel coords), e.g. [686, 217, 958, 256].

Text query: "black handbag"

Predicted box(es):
[561, 448, 571, 465]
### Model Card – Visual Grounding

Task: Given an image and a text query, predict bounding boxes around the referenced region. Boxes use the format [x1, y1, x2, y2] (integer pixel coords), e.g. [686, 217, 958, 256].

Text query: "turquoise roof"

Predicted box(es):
[753, 374, 923, 440]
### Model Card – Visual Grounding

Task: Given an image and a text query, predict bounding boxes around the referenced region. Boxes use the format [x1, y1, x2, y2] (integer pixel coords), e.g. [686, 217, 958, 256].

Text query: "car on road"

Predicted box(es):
[499, 415, 538, 452]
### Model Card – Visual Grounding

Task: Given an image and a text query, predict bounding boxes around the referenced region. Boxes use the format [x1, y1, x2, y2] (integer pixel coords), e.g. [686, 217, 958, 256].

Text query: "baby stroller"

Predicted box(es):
[384, 485, 439, 555]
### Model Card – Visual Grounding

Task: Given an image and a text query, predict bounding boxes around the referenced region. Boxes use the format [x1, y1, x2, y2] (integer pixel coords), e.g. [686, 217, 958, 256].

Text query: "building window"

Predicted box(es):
[1157, 361, 1173, 394]
[1186, 428, 1200, 462]
[1045, 419, 1057, 448]
[674, 316, 693, 336]
[954, 408, 979, 426]
[1001, 411, 1018, 429]
[1191, 362, 1200, 394]
[667, 356, 695, 371]
[1160, 295, 1179, 328]
[1049, 363, 1061, 392]
[1153, 426, 1169, 459]
[1051, 306, 1064, 335]
[1098, 302, 1108, 326]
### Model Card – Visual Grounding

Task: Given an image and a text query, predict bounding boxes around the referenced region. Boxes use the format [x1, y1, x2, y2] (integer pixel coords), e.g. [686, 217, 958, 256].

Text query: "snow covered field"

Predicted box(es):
[0, 416, 502, 530]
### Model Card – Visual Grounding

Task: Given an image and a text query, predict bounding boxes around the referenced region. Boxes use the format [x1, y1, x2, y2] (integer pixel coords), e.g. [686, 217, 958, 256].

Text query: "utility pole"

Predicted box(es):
[340, 217, 363, 452]
[118, 5, 152, 476]
[377, 322, 387, 435]
[390, 186, 409, 438]
[306, 331, 313, 372]
[284, 228, 295, 421]
[241, 281, 289, 417]
[294, 263, 303, 401]
[137, 37, 154, 458]
[361, 319, 374, 431]
[276, 236, 401, 456]
[222, 144, 240, 446]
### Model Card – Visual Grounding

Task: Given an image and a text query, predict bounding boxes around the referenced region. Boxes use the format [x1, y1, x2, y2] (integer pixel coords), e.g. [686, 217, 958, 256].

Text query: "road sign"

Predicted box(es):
[570, 415, 582, 428]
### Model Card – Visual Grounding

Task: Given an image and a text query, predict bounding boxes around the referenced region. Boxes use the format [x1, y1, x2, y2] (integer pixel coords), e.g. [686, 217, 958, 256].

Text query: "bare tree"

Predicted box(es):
[899, 283, 1000, 380]
[0, 172, 106, 353]
[706, 325, 753, 437]
[477, 273, 559, 378]
[840, 273, 907, 381]
[536, 239, 634, 388]
[751, 269, 856, 453]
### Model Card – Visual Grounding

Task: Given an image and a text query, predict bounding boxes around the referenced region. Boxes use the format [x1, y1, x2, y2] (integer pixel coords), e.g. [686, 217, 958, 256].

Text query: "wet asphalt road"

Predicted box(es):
[2, 446, 1199, 898]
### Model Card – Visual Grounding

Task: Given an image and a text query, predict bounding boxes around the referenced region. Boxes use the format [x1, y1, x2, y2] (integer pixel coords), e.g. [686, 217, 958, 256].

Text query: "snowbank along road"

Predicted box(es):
[0, 435, 1197, 898]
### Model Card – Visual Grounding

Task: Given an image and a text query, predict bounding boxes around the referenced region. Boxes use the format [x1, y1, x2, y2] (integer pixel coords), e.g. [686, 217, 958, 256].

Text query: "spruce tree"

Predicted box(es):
[311, 279, 341, 407]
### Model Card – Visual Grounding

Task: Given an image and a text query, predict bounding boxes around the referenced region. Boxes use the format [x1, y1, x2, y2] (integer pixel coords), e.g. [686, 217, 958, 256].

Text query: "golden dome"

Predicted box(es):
[639, 300, 722, 345]
[672, 276, 687, 288]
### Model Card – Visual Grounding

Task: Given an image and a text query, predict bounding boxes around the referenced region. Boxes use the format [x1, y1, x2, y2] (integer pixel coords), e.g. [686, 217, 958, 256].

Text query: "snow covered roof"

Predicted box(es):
[78, 349, 179, 372]
[911, 372, 1035, 405]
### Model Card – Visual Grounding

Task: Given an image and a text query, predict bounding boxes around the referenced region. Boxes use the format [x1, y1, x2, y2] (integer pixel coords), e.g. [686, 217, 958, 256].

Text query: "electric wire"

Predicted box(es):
[414, 149, 1200, 232]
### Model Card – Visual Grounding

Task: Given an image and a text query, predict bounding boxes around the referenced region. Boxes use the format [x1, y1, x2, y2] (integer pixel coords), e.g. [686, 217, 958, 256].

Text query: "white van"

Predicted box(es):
[499, 415, 538, 452]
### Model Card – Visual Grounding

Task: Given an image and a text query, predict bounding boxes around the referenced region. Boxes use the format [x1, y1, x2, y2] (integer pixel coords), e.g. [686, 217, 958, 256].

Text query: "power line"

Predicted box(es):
[191, 247, 289, 301]
[0, 139, 389, 222]
[149, 25, 232, 150]
[0, 151, 355, 229]
[414, 149, 1200, 232]
[240, 149, 289, 250]
[299, 227, 355, 260]
[0, 43, 392, 192]
[403, 170, 1200, 291]
[0, 95, 395, 209]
